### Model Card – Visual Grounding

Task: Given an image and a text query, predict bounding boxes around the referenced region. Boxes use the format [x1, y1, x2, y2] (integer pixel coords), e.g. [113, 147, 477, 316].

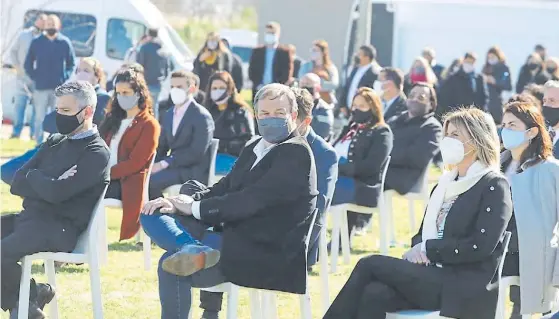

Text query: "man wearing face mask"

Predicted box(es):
[380, 67, 408, 121]
[149, 70, 215, 200]
[248, 21, 293, 101]
[543, 80, 559, 158]
[439, 52, 487, 115]
[1, 81, 110, 319]
[385, 82, 443, 195]
[9, 13, 47, 140]
[301, 73, 335, 140]
[24, 14, 76, 145]
[139, 83, 317, 319]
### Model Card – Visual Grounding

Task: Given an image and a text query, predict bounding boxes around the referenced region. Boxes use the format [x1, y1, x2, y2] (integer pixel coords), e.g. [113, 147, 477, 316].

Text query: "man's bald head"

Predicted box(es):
[35, 14, 47, 30]
[46, 14, 61, 31]
[300, 73, 321, 99]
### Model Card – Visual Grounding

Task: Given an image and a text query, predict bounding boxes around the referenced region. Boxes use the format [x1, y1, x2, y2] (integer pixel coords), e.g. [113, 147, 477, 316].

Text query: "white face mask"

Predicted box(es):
[170, 87, 188, 105]
[440, 137, 468, 165]
[264, 33, 278, 45]
[210, 88, 228, 103]
[462, 63, 475, 73]
[207, 40, 218, 50]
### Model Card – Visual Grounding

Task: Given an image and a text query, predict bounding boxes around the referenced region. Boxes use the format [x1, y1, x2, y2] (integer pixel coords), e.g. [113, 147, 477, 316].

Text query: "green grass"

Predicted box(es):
[0, 138, 36, 158]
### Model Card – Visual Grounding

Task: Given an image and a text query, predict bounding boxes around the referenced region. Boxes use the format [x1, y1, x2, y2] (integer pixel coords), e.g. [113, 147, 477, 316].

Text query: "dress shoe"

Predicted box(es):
[201, 310, 219, 319]
[10, 301, 46, 319]
[36, 283, 55, 310]
[162, 244, 220, 277]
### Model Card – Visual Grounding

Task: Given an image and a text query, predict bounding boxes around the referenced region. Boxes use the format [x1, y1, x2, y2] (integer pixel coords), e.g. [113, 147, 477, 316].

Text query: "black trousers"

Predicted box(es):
[105, 180, 122, 200]
[324, 255, 443, 319]
[1, 214, 78, 310]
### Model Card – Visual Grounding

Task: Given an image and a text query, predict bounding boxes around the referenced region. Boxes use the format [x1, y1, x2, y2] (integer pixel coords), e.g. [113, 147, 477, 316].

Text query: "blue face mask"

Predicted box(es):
[501, 128, 528, 150]
[257, 117, 292, 144]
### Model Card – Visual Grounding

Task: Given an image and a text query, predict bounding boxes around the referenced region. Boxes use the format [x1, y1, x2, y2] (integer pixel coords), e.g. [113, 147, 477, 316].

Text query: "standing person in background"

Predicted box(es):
[379, 67, 407, 122]
[440, 58, 463, 83]
[288, 44, 304, 85]
[300, 73, 335, 140]
[543, 81, 559, 158]
[137, 28, 170, 119]
[403, 57, 438, 96]
[544, 57, 559, 81]
[9, 13, 46, 139]
[204, 71, 254, 157]
[439, 52, 486, 114]
[24, 14, 76, 144]
[100, 69, 160, 241]
[422, 47, 445, 82]
[193, 32, 237, 91]
[248, 21, 293, 100]
[220, 38, 245, 91]
[339, 45, 382, 116]
[298, 40, 340, 105]
[535, 44, 547, 61]
[124, 35, 149, 63]
[516, 53, 545, 93]
[482, 46, 512, 125]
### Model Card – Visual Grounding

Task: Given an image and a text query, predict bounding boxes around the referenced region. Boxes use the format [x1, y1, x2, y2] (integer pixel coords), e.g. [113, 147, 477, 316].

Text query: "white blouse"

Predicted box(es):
[108, 119, 133, 168]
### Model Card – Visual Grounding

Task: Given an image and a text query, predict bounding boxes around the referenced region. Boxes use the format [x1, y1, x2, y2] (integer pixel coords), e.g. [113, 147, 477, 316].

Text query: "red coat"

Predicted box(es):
[102, 110, 160, 240]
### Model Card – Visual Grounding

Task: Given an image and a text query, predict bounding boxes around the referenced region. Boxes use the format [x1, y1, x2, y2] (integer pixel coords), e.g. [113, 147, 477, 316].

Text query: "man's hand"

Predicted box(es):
[485, 75, 496, 85]
[151, 162, 166, 174]
[403, 243, 430, 265]
[141, 197, 176, 215]
[58, 165, 77, 180]
[168, 195, 193, 216]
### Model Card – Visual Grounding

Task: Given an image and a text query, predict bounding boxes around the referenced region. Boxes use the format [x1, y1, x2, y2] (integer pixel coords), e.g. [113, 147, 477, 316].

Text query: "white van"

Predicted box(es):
[1, 0, 194, 122]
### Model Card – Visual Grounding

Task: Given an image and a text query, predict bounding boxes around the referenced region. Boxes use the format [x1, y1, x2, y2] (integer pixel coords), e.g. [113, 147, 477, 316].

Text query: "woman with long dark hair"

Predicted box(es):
[500, 101, 559, 317]
[99, 68, 161, 241]
[482, 46, 512, 125]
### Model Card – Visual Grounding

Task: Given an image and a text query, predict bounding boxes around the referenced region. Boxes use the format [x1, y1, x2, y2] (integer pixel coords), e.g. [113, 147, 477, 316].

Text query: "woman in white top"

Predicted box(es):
[324, 107, 512, 319]
[99, 68, 161, 241]
[499, 101, 559, 316]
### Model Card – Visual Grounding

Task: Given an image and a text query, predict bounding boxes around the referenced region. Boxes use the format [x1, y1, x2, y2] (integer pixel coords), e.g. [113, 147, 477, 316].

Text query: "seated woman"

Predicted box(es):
[500, 101, 559, 317]
[331, 87, 393, 240]
[1, 57, 110, 185]
[204, 71, 254, 175]
[99, 69, 160, 241]
[324, 107, 513, 319]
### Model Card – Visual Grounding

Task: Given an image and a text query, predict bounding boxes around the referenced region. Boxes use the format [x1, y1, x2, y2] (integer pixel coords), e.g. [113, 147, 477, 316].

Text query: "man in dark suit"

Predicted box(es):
[422, 47, 445, 83]
[339, 44, 382, 115]
[439, 52, 487, 115]
[140, 83, 318, 319]
[292, 87, 338, 267]
[543, 80, 559, 158]
[380, 67, 408, 122]
[248, 21, 293, 99]
[288, 44, 304, 84]
[148, 71, 215, 199]
[157, 71, 205, 117]
[385, 82, 442, 195]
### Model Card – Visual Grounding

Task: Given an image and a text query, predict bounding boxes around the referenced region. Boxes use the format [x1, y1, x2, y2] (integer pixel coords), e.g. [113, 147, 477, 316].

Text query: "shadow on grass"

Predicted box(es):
[31, 263, 88, 274]
[109, 241, 143, 252]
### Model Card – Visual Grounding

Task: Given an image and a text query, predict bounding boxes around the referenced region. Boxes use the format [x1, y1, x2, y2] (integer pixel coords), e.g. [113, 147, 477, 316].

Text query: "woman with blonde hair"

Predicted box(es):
[325, 107, 512, 319]
[193, 31, 237, 90]
[297, 39, 340, 104]
[404, 56, 438, 95]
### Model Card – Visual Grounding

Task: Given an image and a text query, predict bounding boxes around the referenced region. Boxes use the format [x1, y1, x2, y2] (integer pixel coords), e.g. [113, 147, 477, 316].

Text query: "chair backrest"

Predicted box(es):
[73, 185, 109, 255]
[144, 155, 157, 200]
[409, 160, 431, 194]
[208, 138, 219, 186]
[486, 231, 512, 291]
[305, 208, 319, 253]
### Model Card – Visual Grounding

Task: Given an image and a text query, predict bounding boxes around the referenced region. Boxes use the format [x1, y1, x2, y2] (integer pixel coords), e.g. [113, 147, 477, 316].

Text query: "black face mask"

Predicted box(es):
[56, 108, 86, 135]
[542, 106, 559, 127]
[547, 67, 557, 74]
[353, 55, 360, 65]
[46, 28, 57, 36]
[303, 87, 314, 96]
[407, 100, 430, 117]
[352, 109, 373, 124]
[528, 63, 539, 71]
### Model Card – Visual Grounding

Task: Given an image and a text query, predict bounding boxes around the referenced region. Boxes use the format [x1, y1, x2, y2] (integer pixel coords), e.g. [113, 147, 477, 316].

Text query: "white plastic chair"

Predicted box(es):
[164, 138, 219, 196]
[386, 231, 512, 319]
[100, 155, 155, 270]
[188, 283, 239, 319]
[17, 186, 109, 319]
[329, 157, 392, 273]
[384, 163, 430, 246]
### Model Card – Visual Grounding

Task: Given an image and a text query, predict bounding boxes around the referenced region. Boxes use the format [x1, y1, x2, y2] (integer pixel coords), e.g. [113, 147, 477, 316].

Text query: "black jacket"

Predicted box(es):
[334, 124, 392, 207]
[383, 94, 408, 122]
[385, 112, 442, 195]
[190, 136, 318, 293]
[248, 45, 292, 94]
[412, 171, 513, 319]
[339, 63, 381, 109]
[137, 40, 170, 86]
[193, 50, 237, 91]
[439, 70, 487, 115]
[515, 65, 549, 93]
[485, 63, 512, 124]
[206, 99, 255, 156]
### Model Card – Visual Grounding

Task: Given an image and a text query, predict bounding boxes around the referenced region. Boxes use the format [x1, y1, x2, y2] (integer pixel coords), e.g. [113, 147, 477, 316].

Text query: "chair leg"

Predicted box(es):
[378, 198, 389, 255]
[385, 192, 397, 247]
[100, 205, 109, 266]
[329, 208, 341, 273]
[261, 292, 277, 319]
[318, 225, 329, 315]
[142, 228, 151, 271]
[226, 285, 239, 319]
[299, 292, 312, 319]
[339, 208, 351, 265]
[408, 199, 416, 234]
[17, 258, 33, 319]
[44, 259, 59, 319]
[249, 290, 262, 319]
[89, 257, 104, 319]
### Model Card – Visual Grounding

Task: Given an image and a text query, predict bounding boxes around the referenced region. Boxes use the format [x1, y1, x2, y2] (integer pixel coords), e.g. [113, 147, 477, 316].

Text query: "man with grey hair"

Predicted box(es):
[421, 47, 445, 82]
[140, 83, 318, 319]
[300, 73, 335, 140]
[1, 81, 109, 318]
[543, 80, 559, 157]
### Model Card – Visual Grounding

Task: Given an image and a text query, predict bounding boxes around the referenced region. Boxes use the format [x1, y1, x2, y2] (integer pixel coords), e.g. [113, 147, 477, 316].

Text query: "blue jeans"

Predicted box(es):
[140, 213, 224, 319]
[12, 76, 36, 138]
[32, 89, 55, 144]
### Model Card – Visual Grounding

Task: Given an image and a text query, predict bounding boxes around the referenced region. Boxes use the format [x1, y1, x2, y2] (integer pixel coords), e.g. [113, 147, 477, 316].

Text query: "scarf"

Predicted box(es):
[340, 123, 366, 142]
[422, 161, 495, 242]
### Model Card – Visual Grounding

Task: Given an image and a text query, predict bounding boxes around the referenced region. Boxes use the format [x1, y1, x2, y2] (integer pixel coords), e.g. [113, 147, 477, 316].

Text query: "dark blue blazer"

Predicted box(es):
[554, 141, 559, 159]
[306, 128, 338, 265]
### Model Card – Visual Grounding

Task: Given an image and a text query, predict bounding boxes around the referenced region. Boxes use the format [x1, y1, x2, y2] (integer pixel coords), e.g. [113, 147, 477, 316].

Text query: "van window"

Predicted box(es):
[106, 19, 146, 60]
[231, 46, 253, 63]
[24, 10, 96, 57]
